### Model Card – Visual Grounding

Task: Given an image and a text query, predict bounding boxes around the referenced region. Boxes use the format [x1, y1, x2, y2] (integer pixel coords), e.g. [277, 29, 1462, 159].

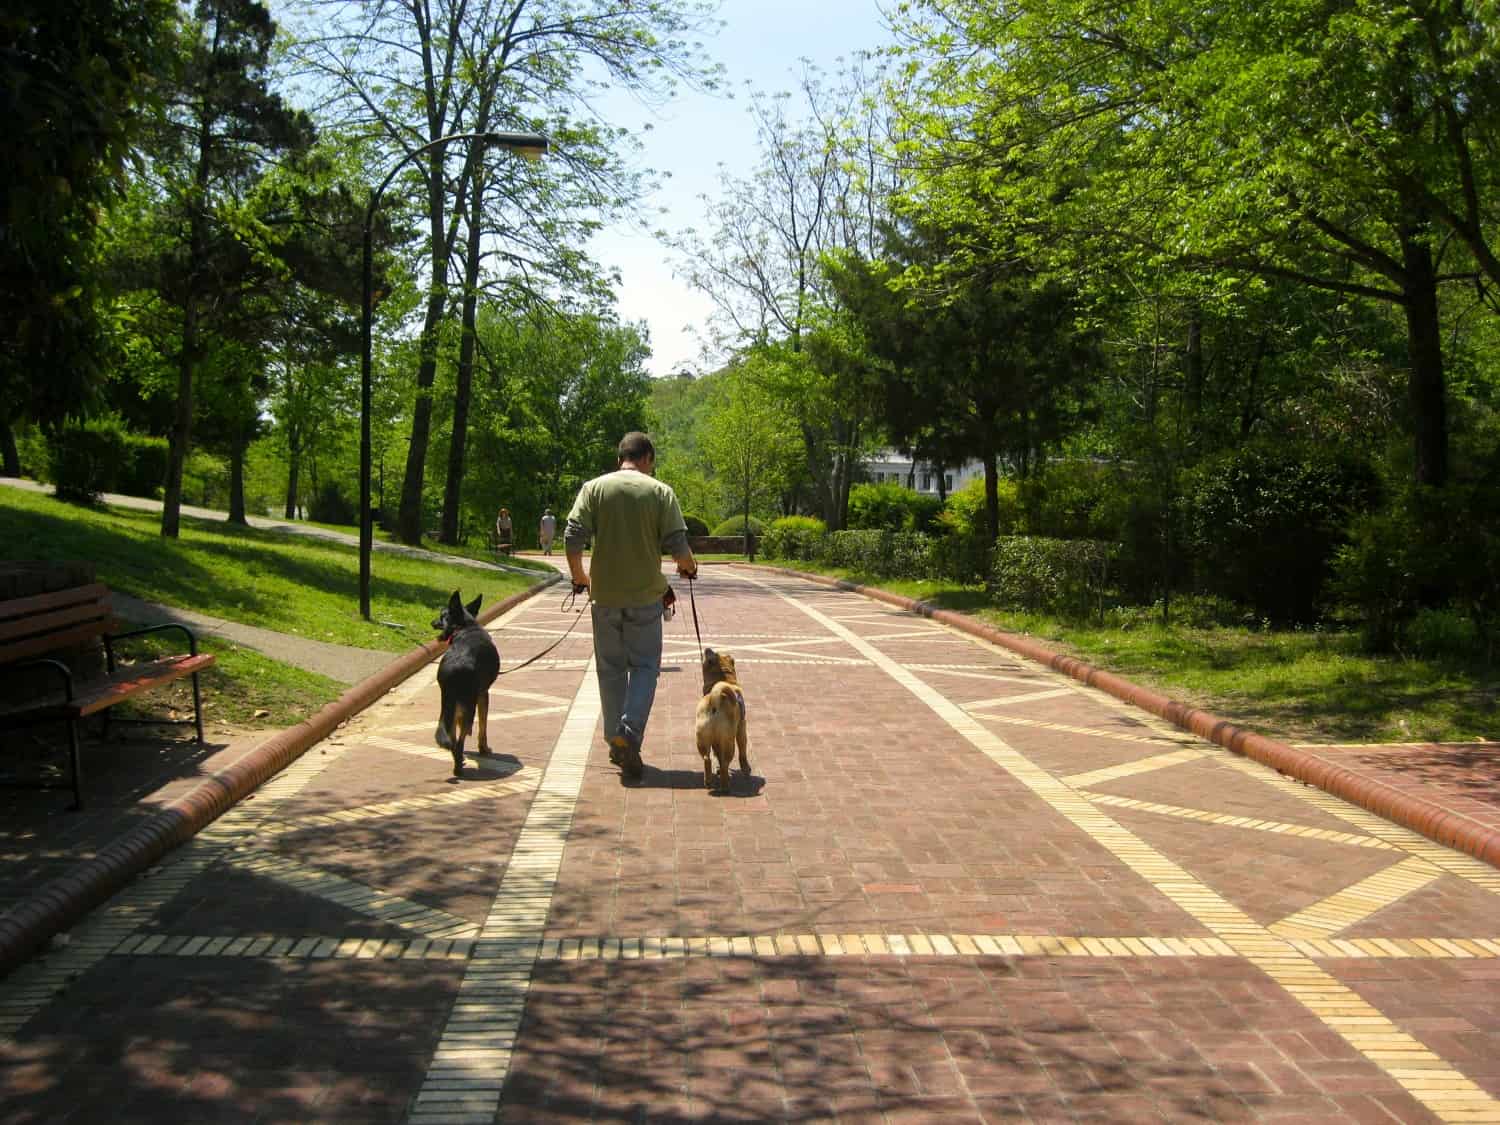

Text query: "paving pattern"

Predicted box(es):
[1, 568, 1497, 1123]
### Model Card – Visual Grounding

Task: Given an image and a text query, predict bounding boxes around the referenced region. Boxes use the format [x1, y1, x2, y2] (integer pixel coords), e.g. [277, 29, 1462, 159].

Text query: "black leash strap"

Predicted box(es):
[495, 586, 588, 677]
[687, 573, 703, 664]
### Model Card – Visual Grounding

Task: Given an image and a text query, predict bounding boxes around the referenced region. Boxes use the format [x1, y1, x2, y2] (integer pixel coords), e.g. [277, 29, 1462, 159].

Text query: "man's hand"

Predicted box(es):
[570, 573, 590, 596]
[676, 558, 698, 579]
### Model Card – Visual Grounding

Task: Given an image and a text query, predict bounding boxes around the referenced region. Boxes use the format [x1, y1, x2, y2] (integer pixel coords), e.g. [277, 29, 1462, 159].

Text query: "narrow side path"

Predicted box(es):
[109, 591, 395, 684]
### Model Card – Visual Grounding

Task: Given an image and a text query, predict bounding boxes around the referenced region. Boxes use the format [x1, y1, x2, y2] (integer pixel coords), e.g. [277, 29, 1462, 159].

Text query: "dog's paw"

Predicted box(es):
[478, 745, 493, 757]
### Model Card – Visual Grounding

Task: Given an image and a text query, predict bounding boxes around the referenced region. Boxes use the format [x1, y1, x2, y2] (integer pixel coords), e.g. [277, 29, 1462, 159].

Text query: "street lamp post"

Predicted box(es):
[360, 130, 548, 620]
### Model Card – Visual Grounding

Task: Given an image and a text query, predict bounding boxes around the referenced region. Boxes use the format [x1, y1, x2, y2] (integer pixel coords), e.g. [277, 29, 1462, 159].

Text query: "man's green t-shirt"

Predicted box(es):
[567, 469, 687, 607]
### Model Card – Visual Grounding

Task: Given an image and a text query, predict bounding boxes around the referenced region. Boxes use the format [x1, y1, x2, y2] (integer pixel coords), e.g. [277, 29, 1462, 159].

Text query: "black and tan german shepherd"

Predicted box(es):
[432, 591, 500, 777]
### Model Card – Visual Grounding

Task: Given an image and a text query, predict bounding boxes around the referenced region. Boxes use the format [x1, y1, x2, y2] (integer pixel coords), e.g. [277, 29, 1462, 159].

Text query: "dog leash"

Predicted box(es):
[686, 573, 704, 665]
[494, 586, 589, 677]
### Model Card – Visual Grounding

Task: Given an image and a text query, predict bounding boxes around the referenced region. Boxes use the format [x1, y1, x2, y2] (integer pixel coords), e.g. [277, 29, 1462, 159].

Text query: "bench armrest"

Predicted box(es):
[11, 657, 76, 703]
[105, 622, 199, 674]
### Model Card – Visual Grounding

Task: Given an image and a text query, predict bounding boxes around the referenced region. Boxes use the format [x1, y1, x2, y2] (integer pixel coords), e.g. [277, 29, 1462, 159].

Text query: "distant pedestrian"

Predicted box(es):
[538, 508, 557, 556]
[494, 507, 513, 557]
[566, 432, 697, 779]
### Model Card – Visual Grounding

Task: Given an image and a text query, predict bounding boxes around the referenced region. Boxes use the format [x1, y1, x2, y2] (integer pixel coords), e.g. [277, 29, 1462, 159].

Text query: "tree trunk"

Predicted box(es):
[284, 422, 300, 519]
[396, 147, 453, 545]
[228, 432, 247, 525]
[983, 451, 1000, 543]
[1399, 224, 1447, 489]
[440, 173, 486, 545]
[161, 296, 197, 539]
[1185, 306, 1204, 419]
[0, 418, 19, 476]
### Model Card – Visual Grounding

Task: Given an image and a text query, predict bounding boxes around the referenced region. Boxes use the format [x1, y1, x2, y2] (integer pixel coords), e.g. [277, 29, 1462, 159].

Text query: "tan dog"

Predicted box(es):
[695, 648, 749, 794]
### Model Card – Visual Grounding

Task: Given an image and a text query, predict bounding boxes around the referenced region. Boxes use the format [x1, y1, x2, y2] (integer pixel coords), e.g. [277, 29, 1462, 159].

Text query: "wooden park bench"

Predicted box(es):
[0, 583, 214, 809]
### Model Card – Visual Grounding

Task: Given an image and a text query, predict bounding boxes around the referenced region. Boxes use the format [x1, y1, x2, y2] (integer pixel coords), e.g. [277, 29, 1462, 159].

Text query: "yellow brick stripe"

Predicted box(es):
[1, 744, 347, 1037]
[110, 931, 1500, 962]
[1225, 758, 1500, 897]
[254, 769, 539, 837]
[226, 850, 478, 938]
[1271, 858, 1444, 939]
[1063, 747, 1211, 786]
[407, 660, 601, 1125]
[1084, 791, 1401, 851]
[973, 710, 1203, 749]
[962, 688, 1076, 710]
[747, 575, 1500, 1124]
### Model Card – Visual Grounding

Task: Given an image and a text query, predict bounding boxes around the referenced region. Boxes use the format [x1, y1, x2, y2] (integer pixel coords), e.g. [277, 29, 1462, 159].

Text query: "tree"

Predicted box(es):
[672, 60, 900, 528]
[0, 0, 174, 468]
[891, 0, 1500, 489]
[825, 222, 1102, 542]
[286, 0, 717, 544]
[701, 363, 804, 554]
[137, 0, 312, 536]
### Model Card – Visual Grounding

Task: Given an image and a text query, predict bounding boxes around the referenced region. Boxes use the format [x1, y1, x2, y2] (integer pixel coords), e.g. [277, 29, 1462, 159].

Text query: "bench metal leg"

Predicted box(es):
[67, 717, 83, 810]
[191, 671, 205, 744]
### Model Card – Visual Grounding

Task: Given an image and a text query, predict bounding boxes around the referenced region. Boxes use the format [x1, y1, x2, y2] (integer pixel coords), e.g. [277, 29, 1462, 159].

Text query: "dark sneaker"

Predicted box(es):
[608, 733, 644, 779]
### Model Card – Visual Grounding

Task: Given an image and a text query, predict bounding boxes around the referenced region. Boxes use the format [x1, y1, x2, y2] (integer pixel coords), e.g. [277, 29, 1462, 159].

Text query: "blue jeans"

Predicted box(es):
[591, 600, 664, 749]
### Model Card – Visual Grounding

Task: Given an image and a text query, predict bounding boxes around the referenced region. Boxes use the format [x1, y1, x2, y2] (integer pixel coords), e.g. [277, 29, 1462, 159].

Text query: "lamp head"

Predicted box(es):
[484, 131, 549, 160]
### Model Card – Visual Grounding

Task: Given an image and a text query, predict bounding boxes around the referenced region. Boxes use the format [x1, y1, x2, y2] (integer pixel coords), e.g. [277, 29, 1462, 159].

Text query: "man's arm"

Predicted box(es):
[662, 529, 696, 578]
[564, 517, 591, 589]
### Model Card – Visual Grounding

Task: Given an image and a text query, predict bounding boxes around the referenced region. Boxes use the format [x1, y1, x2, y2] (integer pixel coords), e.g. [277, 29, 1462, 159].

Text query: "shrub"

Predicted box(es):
[1019, 460, 1116, 539]
[46, 420, 129, 504]
[1333, 479, 1500, 658]
[711, 514, 766, 537]
[928, 530, 991, 584]
[761, 515, 827, 562]
[848, 481, 943, 532]
[117, 433, 168, 498]
[988, 535, 1117, 620]
[1181, 442, 1380, 623]
[308, 480, 358, 526]
[824, 529, 933, 579]
[682, 513, 711, 537]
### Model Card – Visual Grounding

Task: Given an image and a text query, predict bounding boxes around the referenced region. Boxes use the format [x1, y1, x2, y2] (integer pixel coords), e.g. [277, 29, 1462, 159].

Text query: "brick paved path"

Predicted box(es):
[3, 567, 1498, 1123]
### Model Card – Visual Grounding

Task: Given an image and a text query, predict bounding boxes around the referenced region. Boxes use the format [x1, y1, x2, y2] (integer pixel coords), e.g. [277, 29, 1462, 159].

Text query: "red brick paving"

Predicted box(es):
[0, 567, 1496, 1122]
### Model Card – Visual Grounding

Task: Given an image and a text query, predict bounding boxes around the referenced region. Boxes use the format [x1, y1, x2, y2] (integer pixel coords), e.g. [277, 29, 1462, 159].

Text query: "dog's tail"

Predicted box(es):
[435, 695, 472, 750]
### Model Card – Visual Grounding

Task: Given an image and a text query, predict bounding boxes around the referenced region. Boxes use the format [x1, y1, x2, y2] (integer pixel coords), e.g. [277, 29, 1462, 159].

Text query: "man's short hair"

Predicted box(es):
[618, 431, 655, 463]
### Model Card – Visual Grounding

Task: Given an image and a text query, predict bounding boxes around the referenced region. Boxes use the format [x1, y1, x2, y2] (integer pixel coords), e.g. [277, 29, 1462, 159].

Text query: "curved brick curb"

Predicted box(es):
[0, 575, 561, 978]
[759, 565, 1500, 872]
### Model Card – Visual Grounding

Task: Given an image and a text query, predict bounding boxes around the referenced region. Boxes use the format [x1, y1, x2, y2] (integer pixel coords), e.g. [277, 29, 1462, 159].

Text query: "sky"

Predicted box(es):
[586, 0, 895, 377]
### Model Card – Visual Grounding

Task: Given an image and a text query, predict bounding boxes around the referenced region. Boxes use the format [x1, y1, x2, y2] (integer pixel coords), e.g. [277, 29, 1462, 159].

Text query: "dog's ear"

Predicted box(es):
[447, 590, 464, 617]
[703, 647, 716, 664]
[464, 594, 482, 618]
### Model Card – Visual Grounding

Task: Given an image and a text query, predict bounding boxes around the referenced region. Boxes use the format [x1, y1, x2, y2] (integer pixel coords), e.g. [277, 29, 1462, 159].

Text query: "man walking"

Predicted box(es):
[538, 508, 557, 556]
[565, 432, 697, 779]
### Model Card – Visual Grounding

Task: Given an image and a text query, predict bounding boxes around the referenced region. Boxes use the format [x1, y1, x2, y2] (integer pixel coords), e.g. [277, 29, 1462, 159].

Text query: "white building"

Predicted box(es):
[862, 450, 984, 496]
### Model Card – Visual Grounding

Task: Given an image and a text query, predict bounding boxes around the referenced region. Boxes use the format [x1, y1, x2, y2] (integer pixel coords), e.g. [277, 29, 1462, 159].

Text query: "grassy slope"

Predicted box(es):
[0, 488, 537, 653]
[753, 563, 1498, 745]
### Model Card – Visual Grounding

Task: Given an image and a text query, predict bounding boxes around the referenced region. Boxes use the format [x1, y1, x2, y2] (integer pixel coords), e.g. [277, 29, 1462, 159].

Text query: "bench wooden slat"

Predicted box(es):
[20, 653, 215, 719]
[0, 583, 110, 622]
[0, 620, 114, 665]
[0, 601, 111, 645]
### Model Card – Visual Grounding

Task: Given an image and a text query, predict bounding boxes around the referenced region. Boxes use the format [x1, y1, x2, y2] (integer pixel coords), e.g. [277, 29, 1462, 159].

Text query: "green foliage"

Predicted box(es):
[46, 421, 130, 504]
[681, 514, 711, 537]
[307, 481, 357, 527]
[1333, 478, 1500, 659]
[710, 515, 766, 537]
[761, 515, 828, 561]
[118, 433, 169, 498]
[823, 530, 933, 579]
[41, 416, 167, 503]
[939, 477, 1020, 538]
[1182, 443, 1381, 623]
[987, 536, 1117, 620]
[1019, 461, 1117, 539]
[847, 481, 943, 532]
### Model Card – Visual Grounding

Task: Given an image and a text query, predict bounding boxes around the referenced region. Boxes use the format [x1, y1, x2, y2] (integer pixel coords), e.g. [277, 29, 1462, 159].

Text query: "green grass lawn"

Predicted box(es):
[749, 561, 1498, 745]
[0, 488, 539, 653]
[110, 627, 348, 729]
